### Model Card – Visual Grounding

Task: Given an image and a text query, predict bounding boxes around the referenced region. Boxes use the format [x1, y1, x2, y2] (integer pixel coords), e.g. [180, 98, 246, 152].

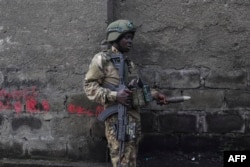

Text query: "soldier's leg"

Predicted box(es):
[126, 115, 141, 167]
[105, 115, 141, 167]
[105, 115, 119, 167]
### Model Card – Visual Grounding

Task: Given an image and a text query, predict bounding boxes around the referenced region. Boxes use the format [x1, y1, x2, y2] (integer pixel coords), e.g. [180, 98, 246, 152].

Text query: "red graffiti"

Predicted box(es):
[0, 87, 50, 113]
[67, 104, 104, 117]
[42, 100, 50, 111]
[13, 101, 22, 113]
[26, 96, 37, 112]
[95, 105, 105, 116]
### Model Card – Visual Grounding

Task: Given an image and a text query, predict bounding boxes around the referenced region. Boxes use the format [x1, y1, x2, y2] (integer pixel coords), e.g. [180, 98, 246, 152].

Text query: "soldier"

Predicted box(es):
[84, 19, 167, 167]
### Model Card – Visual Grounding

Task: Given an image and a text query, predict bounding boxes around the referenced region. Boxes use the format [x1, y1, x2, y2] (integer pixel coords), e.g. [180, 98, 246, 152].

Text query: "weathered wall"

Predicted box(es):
[114, 0, 250, 155]
[1, 0, 250, 163]
[0, 0, 107, 161]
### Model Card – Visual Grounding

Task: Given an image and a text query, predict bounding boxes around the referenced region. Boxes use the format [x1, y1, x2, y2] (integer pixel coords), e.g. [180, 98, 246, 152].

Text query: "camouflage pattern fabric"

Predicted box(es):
[84, 49, 119, 107]
[105, 113, 141, 167]
[84, 47, 136, 108]
[84, 46, 141, 167]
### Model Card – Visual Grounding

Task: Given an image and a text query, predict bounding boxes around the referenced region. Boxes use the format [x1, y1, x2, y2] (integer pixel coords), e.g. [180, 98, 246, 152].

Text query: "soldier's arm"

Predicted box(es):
[84, 54, 117, 105]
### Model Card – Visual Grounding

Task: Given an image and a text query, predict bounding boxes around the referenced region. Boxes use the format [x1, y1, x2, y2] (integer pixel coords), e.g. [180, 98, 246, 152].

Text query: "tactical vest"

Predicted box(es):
[102, 51, 151, 109]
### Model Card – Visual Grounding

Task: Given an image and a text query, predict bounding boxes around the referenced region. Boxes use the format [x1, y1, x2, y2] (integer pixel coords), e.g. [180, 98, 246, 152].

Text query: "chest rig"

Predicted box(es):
[102, 51, 152, 108]
[110, 54, 129, 85]
[101, 52, 129, 91]
[110, 53, 152, 108]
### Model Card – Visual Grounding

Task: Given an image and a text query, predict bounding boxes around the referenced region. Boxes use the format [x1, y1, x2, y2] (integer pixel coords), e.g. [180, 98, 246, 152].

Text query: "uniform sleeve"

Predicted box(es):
[84, 53, 117, 105]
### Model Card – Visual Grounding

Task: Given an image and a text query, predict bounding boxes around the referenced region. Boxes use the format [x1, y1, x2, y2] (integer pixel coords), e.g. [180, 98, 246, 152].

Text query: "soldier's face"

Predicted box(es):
[116, 32, 134, 53]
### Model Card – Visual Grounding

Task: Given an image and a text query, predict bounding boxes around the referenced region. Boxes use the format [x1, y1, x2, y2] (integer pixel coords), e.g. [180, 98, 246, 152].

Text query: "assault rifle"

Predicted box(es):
[98, 95, 191, 121]
[103, 54, 129, 167]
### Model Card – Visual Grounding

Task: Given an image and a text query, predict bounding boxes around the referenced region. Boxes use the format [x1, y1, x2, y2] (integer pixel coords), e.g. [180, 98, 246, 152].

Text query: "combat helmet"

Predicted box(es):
[106, 19, 136, 42]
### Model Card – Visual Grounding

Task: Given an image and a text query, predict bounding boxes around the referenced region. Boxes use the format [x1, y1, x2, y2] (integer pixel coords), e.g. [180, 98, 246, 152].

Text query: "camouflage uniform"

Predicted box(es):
[84, 46, 141, 167]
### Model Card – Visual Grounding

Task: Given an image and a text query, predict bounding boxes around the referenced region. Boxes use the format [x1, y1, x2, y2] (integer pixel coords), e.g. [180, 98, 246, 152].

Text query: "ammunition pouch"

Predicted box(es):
[127, 122, 136, 140]
[113, 121, 136, 141]
[132, 88, 146, 108]
[102, 80, 153, 109]
[131, 84, 152, 108]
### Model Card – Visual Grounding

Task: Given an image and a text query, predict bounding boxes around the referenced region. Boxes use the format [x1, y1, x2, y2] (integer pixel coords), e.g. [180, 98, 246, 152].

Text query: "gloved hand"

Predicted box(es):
[116, 88, 133, 106]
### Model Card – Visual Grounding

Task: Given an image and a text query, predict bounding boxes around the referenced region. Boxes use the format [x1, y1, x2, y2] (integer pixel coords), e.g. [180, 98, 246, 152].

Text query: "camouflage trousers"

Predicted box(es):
[105, 114, 141, 167]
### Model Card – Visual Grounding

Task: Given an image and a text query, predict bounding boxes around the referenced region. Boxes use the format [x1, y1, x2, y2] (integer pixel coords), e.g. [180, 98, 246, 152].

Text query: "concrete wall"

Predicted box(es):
[0, 0, 107, 161]
[114, 0, 250, 154]
[1, 0, 250, 162]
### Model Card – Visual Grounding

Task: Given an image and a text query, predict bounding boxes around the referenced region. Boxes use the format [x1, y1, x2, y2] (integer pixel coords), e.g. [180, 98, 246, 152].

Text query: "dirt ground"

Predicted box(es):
[137, 152, 224, 167]
[0, 152, 224, 167]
